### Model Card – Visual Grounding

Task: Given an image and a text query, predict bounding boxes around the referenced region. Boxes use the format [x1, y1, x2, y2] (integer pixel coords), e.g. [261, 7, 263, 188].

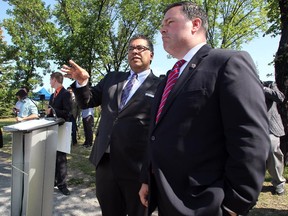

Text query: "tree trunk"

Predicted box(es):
[275, 0, 288, 164]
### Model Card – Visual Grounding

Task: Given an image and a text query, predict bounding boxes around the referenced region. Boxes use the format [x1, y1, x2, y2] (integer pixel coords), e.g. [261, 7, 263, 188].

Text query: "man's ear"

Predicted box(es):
[191, 17, 202, 34]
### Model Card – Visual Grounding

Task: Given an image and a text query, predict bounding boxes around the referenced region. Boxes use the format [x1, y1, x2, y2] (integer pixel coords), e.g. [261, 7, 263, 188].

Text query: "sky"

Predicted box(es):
[0, 0, 280, 92]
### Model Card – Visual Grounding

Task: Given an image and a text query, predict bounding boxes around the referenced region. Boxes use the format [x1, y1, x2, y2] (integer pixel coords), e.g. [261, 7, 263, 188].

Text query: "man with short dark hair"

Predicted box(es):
[15, 89, 39, 122]
[138, 2, 270, 216]
[61, 34, 161, 216]
[47, 72, 72, 196]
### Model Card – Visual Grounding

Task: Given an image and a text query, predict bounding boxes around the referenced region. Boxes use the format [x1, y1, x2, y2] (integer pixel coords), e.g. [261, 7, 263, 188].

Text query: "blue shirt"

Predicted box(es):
[17, 98, 38, 118]
[82, 107, 94, 118]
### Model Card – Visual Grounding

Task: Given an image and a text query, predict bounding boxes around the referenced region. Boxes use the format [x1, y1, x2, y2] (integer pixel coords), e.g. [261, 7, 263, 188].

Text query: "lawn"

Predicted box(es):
[1, 118, 288, 215]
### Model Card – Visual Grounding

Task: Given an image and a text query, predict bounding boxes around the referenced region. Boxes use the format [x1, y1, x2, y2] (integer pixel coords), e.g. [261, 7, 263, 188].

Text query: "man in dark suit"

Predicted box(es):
[61, 35, 160, 216]
[138, 2, 270, 216]
[46, 72, 72, 196]
[263, 81, 286, 195]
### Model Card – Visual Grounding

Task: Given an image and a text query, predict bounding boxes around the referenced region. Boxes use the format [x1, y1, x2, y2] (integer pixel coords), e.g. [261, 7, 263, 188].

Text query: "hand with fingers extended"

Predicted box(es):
[61, 60, 90, 85]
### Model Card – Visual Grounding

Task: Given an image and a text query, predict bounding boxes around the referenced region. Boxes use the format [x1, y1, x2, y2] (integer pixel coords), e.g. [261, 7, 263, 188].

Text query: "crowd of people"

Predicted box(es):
[1, 1, 287, 216]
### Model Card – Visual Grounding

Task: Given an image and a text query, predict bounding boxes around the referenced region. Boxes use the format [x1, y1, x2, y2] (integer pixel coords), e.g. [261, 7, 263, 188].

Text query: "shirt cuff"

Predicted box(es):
[76, 79, 88, 88]
[223, 206, 238, 216]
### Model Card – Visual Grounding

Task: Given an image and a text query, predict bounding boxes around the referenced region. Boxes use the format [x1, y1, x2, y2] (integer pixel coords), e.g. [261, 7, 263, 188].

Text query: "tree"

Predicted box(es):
[265, 0, 288, 162]
[0, 0, 272, 117]
[0, 27, 18, 117]
[2, 0, 172, 81]
[203, 0, 268, 49]
[266, 0, 288, 92]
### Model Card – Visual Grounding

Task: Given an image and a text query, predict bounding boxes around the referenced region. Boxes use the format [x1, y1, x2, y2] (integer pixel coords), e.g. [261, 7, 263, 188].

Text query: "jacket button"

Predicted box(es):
[151, 136, 155, 141]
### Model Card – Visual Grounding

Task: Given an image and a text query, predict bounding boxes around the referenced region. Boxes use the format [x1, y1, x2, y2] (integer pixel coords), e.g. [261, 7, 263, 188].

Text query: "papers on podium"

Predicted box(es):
[57, 122, 72, 154]
[3, 118, 72, 153]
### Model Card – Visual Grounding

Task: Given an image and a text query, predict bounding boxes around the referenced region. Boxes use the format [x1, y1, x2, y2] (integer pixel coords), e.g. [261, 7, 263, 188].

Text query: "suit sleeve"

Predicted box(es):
[72, 77, 105, 109]
[263, 82, 285, 103]
[220, 51, 270, 214]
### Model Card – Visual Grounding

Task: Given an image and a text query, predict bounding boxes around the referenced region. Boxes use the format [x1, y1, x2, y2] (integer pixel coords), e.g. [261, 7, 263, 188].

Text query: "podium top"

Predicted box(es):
[3, 118, 65, 132]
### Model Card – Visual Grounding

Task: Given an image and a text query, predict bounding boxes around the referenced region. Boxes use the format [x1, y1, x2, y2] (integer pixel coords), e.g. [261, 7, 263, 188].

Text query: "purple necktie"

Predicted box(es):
[119, 73, 137, 110]
[156, 59, 186, 123]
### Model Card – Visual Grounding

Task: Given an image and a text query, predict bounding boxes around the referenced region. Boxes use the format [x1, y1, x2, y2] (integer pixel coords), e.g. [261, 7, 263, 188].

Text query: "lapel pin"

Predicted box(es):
[191, 64, 196, 68]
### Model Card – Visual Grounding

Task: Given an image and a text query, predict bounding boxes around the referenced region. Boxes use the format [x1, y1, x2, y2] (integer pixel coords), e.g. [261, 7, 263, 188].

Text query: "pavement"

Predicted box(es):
[0, 148, 102, 216]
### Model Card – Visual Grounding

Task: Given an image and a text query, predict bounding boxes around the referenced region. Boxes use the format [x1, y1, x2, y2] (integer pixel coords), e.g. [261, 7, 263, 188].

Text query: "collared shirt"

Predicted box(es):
[178, 42, 206, 77]
[17, 98, 38, 118]
[54, 86, 63, 98]
[122, 69, 151, 104]
[82, 107, 94, 118]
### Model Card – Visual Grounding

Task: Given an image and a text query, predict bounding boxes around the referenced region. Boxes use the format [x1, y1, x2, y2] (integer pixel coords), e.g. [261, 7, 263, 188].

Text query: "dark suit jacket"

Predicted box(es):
[48, 87, 72, 121]
[263, 81, 285, 137]
[73, 71, 160, 180]
[144, 45, 270, 215]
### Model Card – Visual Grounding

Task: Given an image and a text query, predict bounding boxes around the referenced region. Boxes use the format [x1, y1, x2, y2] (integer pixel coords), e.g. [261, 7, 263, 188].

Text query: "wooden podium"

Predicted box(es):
[3, 118, 65, 216]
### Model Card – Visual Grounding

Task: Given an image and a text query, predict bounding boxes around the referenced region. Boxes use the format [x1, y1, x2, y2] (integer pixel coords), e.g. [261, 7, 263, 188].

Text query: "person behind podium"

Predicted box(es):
[46, 72, 72, 196]
[15, 89, 39, 122]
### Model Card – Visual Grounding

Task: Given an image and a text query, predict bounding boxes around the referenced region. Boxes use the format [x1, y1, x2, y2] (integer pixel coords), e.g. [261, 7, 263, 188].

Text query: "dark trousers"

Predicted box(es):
[70, 116, 78, 145]
[82, 115, 94, 146]
[96, 153, 146, 216]
[0, 128, 3, 148]
[55, 151, 67, 189]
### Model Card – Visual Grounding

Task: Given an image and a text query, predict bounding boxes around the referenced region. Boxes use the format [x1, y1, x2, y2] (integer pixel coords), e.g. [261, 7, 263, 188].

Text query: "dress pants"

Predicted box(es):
[96, 153, 146, 216]
[82, 115, 94, 146]
[55, 151, 68, 189]
[0, 128, 3, 148]
[267, 133, 286, 193]
[70, 116, 77, 145]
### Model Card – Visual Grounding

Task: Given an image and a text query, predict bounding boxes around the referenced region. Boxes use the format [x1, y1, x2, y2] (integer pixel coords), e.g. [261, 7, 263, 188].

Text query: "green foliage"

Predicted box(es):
[203, 0, 269, 49]
[265, 0, 281, 37]
[0, 0, 276, 118]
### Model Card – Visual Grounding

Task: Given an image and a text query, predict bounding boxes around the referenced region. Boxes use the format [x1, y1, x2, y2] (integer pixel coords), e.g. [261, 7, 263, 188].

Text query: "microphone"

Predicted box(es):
[48, 105, 57, 120]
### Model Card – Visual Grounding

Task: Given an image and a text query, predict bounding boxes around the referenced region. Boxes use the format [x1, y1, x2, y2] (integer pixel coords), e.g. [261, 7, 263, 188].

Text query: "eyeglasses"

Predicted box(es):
[128, 45, 150, 52]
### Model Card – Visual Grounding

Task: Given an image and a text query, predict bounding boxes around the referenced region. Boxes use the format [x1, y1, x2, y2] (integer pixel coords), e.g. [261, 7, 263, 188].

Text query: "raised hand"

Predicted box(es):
[61, 60, 90, 85]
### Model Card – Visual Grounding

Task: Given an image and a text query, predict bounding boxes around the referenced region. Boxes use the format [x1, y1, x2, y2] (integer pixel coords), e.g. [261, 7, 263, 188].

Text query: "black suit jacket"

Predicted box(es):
[144, 45, 270, 215]
[73, 71, 160, 180]
[48, 87, 72, 121]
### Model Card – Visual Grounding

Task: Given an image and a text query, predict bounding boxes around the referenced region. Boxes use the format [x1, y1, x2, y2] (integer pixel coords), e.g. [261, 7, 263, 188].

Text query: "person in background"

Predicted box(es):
[13, 86, 32, 117]
[61, 34, 161, 216]
[81, 107, 94, 148]
[46, 72, 72, 196]
[138, 2, 270, 216]
[263, 81, 286, 195]
[67, 86, 81, 146]
[0, 128, 3, 148]
[15, 89, 39, 122]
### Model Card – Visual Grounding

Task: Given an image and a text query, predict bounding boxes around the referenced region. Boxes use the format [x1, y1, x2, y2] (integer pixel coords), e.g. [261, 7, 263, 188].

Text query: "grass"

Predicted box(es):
[1, 118, 288, 215]
[0, 117, 96, 187]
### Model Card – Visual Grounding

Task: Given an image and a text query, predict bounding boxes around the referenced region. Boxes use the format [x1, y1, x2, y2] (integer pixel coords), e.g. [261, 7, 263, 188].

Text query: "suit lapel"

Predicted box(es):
[119, 71, 156, 112]
[155, 45, 212, 125]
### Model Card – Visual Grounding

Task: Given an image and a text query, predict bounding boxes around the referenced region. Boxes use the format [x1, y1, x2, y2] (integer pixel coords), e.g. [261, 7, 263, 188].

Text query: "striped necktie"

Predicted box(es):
[119, 73, 137, 110]
[156, 59, 186, 123]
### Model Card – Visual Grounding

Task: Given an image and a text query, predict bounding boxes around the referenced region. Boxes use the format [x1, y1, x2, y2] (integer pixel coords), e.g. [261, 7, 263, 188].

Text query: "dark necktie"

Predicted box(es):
[119, 73, 137, 110]
[156, 59, 186, 123]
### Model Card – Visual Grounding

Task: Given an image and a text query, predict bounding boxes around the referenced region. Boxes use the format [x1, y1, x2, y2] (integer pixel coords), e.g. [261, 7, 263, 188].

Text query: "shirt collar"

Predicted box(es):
[55, 86, 63, 95]
[183, 42, 206, 62]
[177, 42, 206, 75]
[130, 69, 151, 82]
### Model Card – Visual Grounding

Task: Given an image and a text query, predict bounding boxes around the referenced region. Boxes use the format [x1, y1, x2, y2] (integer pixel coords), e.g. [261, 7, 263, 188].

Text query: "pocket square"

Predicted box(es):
[145, 93, 154, 98]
